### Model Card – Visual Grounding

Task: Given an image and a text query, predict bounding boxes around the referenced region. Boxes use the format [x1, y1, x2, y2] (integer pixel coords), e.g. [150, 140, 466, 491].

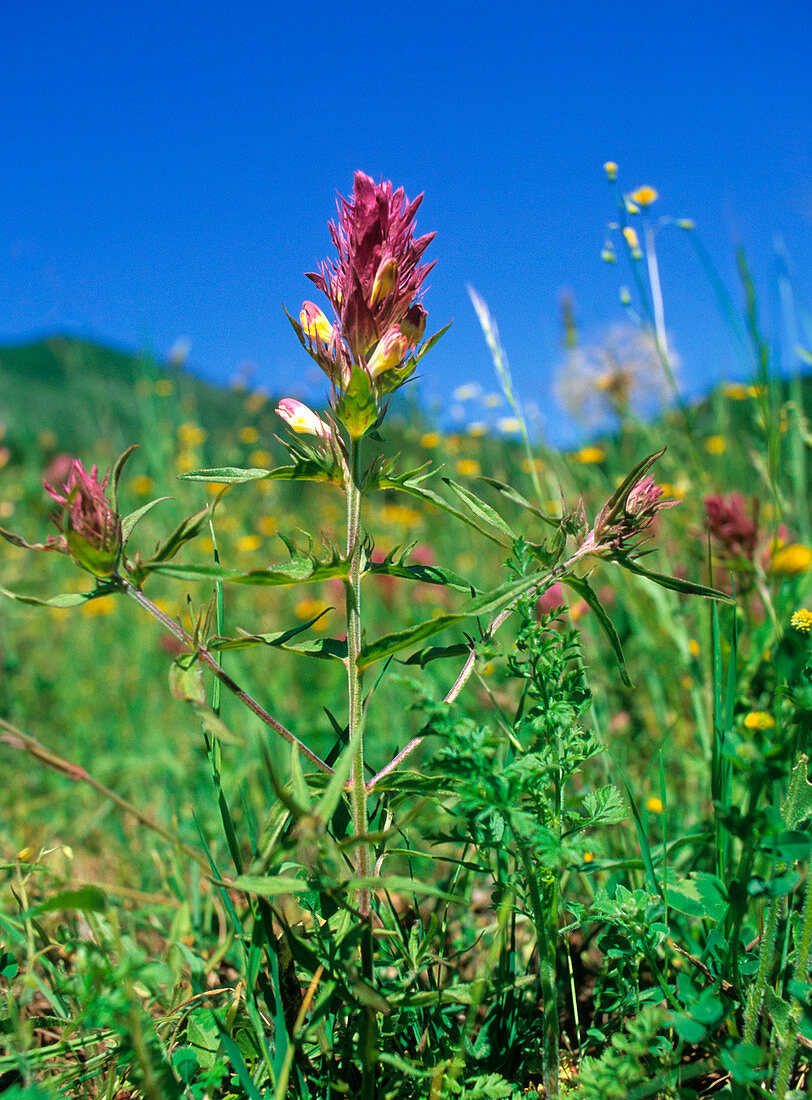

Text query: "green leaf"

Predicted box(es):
[149, 557, 350, 587]
[367, 557, 476, 593]
[442, 478, 518, 540]
[414, 320, 452, 363]
[231, 874, 312, 898]
[563, 574, 631, 687]
[369, 471, 510, 547]
[664, 871, 727, 921]
[618, 555, 735, 602]
[0, 583, 107, 609]
[120, 497, 173, 543]
[169, 654, 206, 706]
[336, 365, 378, 439]
[478, 476, 561, 528]
[177, 466, 271, 484]
[580, 785, 627, 827]
[137, 507, 210, 573]
[208, 611, 332, 651]
[358, 569, 547, 669]
[35, 885, 107, 913]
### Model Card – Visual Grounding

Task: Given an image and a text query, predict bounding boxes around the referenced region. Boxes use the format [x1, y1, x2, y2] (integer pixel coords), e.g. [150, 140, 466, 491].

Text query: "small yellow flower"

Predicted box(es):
[81, 595, 116, 617]
[420, 431, 442, 448]
[744, 711, 775, 731]
[17, 846, 36, 862]
[238, 425, 260, 445]
[704, 435, 727, 455]
[748, 384, 766, 398]
[688, 638, 700, 658]
[521, 457, 545, 475]
[603, 161, 618, 180]
[177, 421, 208, 447]
[790, 608, 812, 634]
[294, 597, 330, 623]
[236, 534, 262, 553]
[601, 246, 617, 264]
[129, 474, 155, 496]
[625, 200, 640, 215]
[175, 451, 197, 473]
[483, 392, 503, 408]
[380, 503, 422, 529]
[0, 501, 15, 518]
[217, 514, 238, 533]
[630, 186, 658, 207]
[248, 449, 274, 468]
[455, 458, 481, 477]
[467, 422, 488, 437]
[574, 446, 605, 465]
[255, 515, 277, 537]
[155, 379, 174, 396]
[206, 481, 225, 495]
[723, 383, 750, 400]
[583, 851, 595, 863]
[645, 796, 663, 814]
[770, 544, 812, 576]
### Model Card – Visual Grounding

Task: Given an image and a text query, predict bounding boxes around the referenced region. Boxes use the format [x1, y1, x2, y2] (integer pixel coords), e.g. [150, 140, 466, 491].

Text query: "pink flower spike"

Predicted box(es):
[275, 399, 334, 440]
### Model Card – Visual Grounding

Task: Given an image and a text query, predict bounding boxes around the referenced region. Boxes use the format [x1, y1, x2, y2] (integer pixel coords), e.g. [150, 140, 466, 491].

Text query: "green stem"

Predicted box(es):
[345, 437, 377, 1099]
[521, 850, 559, 1099]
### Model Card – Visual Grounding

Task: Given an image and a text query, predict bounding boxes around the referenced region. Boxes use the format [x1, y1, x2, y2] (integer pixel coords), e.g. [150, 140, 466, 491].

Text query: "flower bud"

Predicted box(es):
[275, 398, 334, 440]
[371, 256, 398, 305]
[299, 302, 334, 344]
[400, 303, 427, 346]
[366, 327, 410, 378]
[43, 460, 121, 576]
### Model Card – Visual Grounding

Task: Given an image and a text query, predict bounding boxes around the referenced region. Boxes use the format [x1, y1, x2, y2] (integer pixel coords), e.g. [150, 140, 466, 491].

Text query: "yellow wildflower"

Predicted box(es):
[81, 595, 116, 617]
[380, 503, 422, 529]
[603, 161, 618, 180]
[790, 608, 812, 634]
[453, 382, 482, 402]
[467, 422, 488, 437]
[688, 638, 700, 658]
[630, 186, 658, 207]
[255, 515, 277, 537]
[704, 435, 726, 455]
[770, 544, 812, 576]
[236, 534, 262, 553]
[483, 392, 503, 408]
[244, 391, 267, 413]
[723, 383, 750, 400]
[177, 421, 207, 447]
[574, 446, 605, 464]
[238, 425, 260, 445]
[175, 452, 197, 473]
[583, 851, 595, 863]
[294, 597, 330, 623]
[455, 458, 481, 477]
[420, 431, 441, 448]
[129, 474, 155, 496]
[248, 449, 274, 468]
[622, 227, 640, 251]
[16, 846, 36, 862]
[645, 796, 663, 814]
[744, 711, 775, 731]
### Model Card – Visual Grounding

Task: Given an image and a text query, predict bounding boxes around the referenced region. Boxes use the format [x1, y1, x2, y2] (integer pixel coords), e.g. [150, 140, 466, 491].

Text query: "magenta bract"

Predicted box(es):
[43, 459, 122, 576]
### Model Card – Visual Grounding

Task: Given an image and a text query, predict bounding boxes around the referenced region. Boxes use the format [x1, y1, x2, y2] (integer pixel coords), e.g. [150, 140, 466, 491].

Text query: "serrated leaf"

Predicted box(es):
[358, 569, 547, 669]
[442, 478, 518, 540]
[563, 574, 631, 687]
[581, 785, 627, 826]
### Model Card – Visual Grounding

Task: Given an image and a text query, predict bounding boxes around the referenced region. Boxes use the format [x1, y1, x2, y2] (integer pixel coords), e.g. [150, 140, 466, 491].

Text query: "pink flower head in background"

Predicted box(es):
[305, 171, 435, 385]
[704, 493, 758, 561]
[43, 459, 121, 575]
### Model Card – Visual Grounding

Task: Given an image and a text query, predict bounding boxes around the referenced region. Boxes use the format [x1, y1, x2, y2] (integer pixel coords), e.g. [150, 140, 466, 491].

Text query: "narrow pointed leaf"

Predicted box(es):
[479, 476, 561, 528]
[208, 611, 332, 651]
[367, 558, 476, 593]
[415, 320, 452, 362]
[0, 583, 108, 609]
[121, 497, 173, 543]
[563, 575, 632, 687]
[619, 556, 734, 601]
[150, 557, 350, 586]
[442, 478, 518, 540]
[372, 477, 510, 547]
[358, 569, 547, 669]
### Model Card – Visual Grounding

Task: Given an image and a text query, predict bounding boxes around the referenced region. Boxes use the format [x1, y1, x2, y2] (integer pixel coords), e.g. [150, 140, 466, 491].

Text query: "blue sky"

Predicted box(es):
[3, 0, 811, 443]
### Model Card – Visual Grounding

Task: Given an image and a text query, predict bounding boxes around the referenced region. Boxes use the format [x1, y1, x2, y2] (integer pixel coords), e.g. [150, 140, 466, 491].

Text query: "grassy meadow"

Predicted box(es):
[0, 265, 811, 1098]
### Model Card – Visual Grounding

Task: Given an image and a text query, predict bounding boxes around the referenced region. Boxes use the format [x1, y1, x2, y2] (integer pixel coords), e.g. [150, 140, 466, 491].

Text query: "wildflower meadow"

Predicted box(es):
[1, 167, 811, 1100]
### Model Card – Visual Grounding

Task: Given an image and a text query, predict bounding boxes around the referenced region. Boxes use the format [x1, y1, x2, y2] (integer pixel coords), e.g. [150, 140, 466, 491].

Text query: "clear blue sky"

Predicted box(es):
[3, 0, 811, 443]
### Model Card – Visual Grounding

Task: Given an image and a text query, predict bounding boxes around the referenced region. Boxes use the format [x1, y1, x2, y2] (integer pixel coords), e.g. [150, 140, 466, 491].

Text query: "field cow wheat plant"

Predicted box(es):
[1, 166, 811, 1100]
